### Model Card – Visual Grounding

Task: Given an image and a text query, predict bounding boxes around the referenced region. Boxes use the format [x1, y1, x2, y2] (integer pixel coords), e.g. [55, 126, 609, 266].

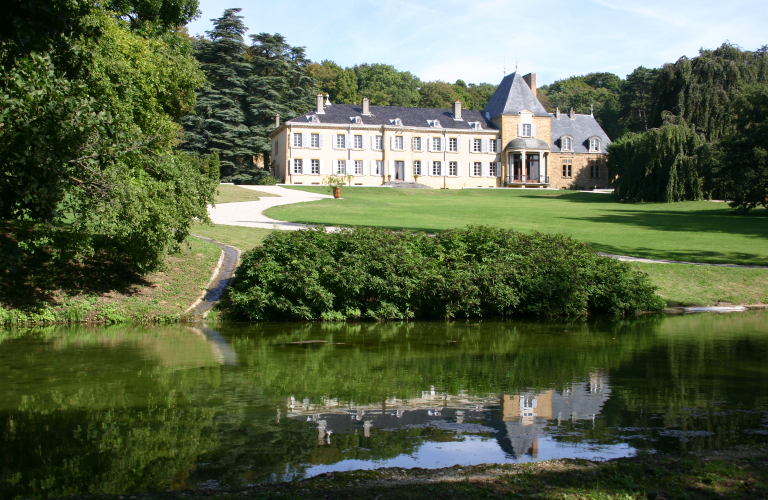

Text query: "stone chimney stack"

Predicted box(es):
[316, 94, 324, 114]
[555, 107, 560, 119]
[523, 73, 537, 97]
[453, 101, 462, 120]
[362, 97, 370, 115]
[569, 107, 575, 120]
[275, 113, 280, 127]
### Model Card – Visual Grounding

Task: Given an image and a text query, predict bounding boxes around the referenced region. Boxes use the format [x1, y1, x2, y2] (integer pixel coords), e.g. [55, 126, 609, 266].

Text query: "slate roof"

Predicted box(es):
[484, 72, 550, 118]
[286, 103, 497, 130]
[505, 138, 550, 150]
[550, 113, 612, 153]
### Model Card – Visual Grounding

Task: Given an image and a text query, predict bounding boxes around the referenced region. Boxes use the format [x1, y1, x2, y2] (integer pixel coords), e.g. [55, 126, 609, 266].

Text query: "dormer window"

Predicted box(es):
[391, 118, 403, 126]
[589, 137, 601, 152]
[308, 115, 320, 123]
[351, 116, 363, 124]
[561, 135, 573, 152]
[521, 123, 532, 137]
[428, 119, 441, 128]
[469, 121, 482, 129]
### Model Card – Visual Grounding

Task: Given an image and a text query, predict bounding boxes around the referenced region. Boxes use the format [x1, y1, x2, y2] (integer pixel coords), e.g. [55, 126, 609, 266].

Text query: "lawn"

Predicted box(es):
[267, 187, 768, 266]
[191, 221, 274, 252]
[214, 184, 278, 204]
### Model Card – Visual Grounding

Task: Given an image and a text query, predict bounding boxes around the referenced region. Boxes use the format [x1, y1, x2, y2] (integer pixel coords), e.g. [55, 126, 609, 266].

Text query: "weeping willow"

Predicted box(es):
[609, 118, 706, 202]
[649, 43, 768, 141]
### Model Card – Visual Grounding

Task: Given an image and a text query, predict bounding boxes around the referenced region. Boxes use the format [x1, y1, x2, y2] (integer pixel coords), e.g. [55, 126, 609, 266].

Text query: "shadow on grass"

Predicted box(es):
[1, 225, 148, 310]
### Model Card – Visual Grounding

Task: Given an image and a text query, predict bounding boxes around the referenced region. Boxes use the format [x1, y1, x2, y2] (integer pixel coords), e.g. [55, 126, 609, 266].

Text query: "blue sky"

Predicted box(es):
[186, 0, 767, 86]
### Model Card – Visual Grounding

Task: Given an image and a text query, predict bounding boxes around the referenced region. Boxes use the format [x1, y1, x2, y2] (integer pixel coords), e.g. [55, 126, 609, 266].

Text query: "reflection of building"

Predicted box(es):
[286, 374, 611, 460]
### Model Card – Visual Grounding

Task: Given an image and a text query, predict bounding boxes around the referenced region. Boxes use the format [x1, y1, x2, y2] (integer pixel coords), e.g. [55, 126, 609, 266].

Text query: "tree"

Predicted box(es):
[712, 85, 768, 211]
[355, 63, 421, 107]
[418, 81, 458, 108]
[539, 73, 625, 139]
[307, 60, 361, 104]
[620, 66, 659, 133]
[649, 43, 768, 141]
[1, 0, 217, 272]
[182, 8, 253, 177]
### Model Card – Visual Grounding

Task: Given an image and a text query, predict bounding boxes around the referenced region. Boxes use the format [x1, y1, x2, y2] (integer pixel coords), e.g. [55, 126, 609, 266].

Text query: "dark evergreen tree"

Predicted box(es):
[245, 32, 316, 161]
[649, 43, 768, 141]
[619, 66, 659, 133]
[182, 8, 253, 177]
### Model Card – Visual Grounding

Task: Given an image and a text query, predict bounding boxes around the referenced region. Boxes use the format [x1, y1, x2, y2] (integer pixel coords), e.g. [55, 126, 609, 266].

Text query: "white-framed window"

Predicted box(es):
[432, 137, 442, 152]
[432, 160, 441, 176]
[489, 162, 498, 176]
[394, 136, 404, 150]
[336, 134, 346, 149]
[428, 119, 441, 128]
[336, 159, 346, 174]
[308, 115, 320, 124]
[590, 159, 601, 178]
[561, 136, 572, 151]
[521, 123, 532, 137]
[473, 162, 482, 176]
[413, 136, 422, 152]
[449, 161, 458, 176]
[354, 135, 363, 149]
[473, 139, 482, 152]
[374, 135, 383, 150]
[351, 116, 362, 124]
[469, 121, 482, 129]
[562, 159, 573, 178]
[293, 134, 303, 148]
[292, 158, 303, 174]
[311, 159, 320, 174]
[489, 139, 498, 153]
[354, 160, 363, 175]
[391, 118, 403, 126]
[374, 160, 383, 175]
[448, 138, 458, 152]
[311, 133, 320, 148]
[413, 160, 422, 176]
[590, 137, 601, 152]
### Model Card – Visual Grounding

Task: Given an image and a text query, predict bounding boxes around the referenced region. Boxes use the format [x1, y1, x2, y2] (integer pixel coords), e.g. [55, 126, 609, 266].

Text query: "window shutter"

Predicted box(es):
[440, 137, 445, 151]
[457, 138, 462, 152]
[496, 162, 502, 177]
[404, 161, 410, 182]
[346, 134, 352, 149]
[517, 123, 523, 137]
[390, 136, 394, 150]
[496, 139, 501, 152]
[388, 160, 393, 177]
[332, 159, 337, 174]
[531, 124, 537, 137]
[319, 134, 324, 148]
[302, 132, 308, 147]
[428, 138, 434, 152]
[426, 161, 431, 176]
[479, 138, 485, 153]
[345, 161, 351, 174]
[456, 161, 462, 176]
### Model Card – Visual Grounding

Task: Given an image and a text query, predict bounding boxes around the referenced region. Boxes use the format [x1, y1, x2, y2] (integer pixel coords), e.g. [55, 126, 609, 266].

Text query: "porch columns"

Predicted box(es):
[521, 149, 527, 183]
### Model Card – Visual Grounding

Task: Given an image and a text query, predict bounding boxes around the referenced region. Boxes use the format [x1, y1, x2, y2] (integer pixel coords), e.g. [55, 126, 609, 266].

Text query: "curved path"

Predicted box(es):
[185, 235, 241, 318]
[208, 185, 334, 230]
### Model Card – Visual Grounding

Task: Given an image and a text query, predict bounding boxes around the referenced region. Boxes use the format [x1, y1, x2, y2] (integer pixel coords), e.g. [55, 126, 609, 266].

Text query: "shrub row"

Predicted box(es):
[221, 226, 665, 321]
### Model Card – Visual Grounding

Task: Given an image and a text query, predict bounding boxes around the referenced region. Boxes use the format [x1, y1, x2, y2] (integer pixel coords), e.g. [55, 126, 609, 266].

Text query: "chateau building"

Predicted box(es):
[270, 72, 612, 189]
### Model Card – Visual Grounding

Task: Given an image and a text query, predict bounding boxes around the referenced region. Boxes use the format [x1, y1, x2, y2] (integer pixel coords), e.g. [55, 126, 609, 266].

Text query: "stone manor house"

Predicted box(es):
[270, 72, 612, 189]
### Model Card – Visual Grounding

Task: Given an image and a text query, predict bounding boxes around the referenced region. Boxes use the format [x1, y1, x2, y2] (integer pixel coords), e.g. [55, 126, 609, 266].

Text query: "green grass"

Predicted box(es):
[214, 184, 278, 204]
[634, 262, 768, 306]
[191, 221, 274, 252]
[266, 187, 768, 266]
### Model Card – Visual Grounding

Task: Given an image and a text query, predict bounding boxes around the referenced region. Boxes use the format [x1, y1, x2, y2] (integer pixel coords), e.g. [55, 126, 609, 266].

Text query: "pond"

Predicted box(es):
[2, 312, 768, 498]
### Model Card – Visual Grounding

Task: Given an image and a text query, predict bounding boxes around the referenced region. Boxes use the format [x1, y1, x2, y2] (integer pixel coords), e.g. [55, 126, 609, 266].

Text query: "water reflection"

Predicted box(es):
[1, 313, 768, 499]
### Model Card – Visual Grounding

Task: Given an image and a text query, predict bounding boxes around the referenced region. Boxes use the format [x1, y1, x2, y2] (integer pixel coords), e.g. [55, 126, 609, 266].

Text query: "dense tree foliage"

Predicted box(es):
[538, 72, 625, 139]
[1, 0, 218, 272]
[620, 66, 659, 133]
[182, 9, 314, 180]
[649, 43, 768, 141]
[223, 226, 664, 321]
[609, 117, 706, 203]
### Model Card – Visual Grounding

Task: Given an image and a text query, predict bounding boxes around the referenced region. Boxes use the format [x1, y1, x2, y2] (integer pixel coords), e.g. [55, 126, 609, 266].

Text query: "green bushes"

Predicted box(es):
[221, 226, 664, 321]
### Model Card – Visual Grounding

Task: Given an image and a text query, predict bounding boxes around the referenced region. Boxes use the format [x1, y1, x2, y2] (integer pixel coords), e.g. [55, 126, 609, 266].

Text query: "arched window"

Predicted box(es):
[589, 137, 601, 152]
[561, 136, 573, 151]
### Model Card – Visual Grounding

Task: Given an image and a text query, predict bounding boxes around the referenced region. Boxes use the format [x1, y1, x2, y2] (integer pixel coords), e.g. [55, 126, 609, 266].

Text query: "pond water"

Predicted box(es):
[2, 312, 768, 498]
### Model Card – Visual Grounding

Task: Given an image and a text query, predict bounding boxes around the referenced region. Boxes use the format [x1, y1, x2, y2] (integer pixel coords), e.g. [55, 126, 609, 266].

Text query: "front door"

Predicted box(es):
[394, 161, 405, 180]
[513, 154, 523, 181]
[526, 154, 540, 182]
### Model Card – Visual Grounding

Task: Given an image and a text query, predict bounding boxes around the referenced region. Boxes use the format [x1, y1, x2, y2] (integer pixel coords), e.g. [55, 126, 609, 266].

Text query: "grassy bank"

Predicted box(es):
[61, 445, 768, 499]
[191, 222, 274, 251]
[267, 187, 768, 266]
[215, 184, 278, 204]
[0, 236, 221, 326]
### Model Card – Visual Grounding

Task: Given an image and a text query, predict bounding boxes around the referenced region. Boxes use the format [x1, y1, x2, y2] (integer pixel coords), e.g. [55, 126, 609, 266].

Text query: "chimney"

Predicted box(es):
[453, 101, 462, 120]
[523, 73, 537, 97]
[555, 107, 560, 120]
[316, 94, 324, 114]
[275, 113, 280, 127]
[362, 97, 370, 115]
[569, 107, 575, 120]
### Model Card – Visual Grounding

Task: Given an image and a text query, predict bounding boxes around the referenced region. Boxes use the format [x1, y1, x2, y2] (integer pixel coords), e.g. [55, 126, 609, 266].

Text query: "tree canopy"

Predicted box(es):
[1, 0, 217, 272]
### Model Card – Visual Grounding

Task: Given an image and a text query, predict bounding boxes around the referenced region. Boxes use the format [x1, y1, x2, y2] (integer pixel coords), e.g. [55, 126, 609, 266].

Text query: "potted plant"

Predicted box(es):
[413, 174, 419, 182]
[322, 173, 352, 199]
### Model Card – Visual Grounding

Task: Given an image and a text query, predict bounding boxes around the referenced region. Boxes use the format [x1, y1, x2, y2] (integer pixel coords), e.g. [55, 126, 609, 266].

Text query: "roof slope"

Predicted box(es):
[550, 113, 612, 153]
[484, 72, 549, 118]
[287, 103, 497, 130]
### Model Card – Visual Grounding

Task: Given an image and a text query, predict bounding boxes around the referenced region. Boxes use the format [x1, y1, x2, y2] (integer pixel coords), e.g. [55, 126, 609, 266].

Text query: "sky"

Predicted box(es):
[186, 0, 768, 87]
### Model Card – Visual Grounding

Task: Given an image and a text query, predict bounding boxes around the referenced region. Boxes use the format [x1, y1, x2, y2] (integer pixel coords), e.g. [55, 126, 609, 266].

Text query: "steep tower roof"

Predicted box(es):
[484, 72, 549, 118]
